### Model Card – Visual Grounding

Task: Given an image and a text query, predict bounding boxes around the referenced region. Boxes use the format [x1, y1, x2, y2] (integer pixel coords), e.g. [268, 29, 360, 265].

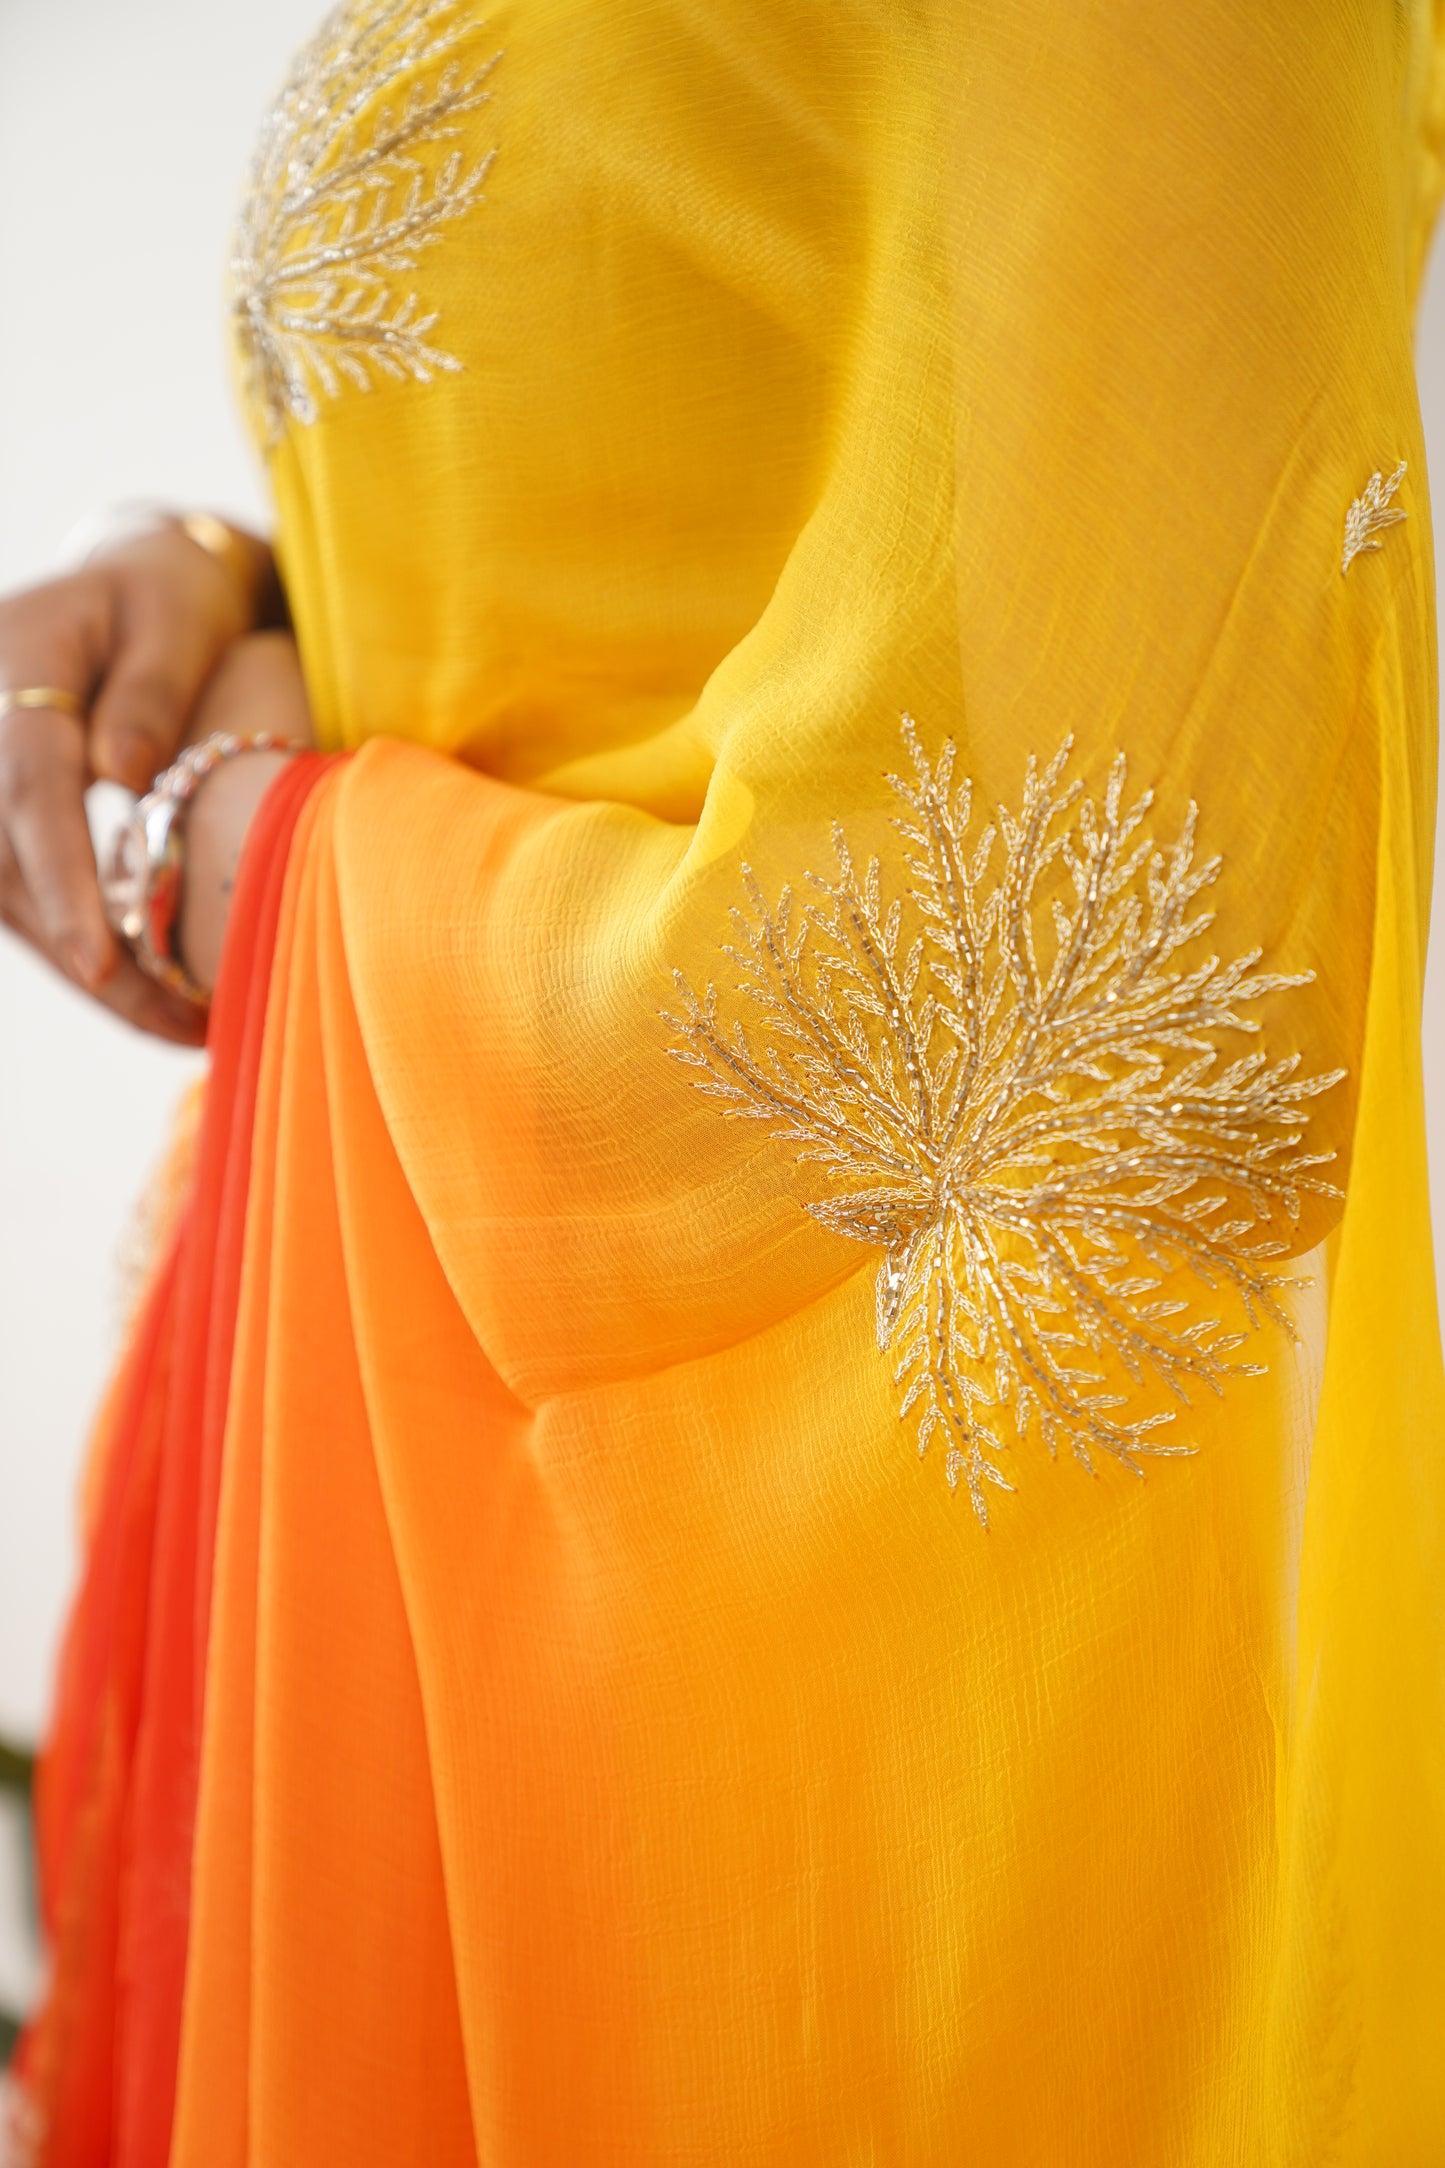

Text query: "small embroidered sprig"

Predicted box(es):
[1341, 459, 1407, 575]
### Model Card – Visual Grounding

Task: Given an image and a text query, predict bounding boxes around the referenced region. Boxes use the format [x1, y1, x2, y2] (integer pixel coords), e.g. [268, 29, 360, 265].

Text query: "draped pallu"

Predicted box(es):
[22, 1, 1445, 2162]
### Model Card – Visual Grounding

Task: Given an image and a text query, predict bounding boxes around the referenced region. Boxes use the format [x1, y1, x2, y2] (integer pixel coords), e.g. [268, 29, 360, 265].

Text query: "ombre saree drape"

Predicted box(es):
[17, 1, 1445, 2161]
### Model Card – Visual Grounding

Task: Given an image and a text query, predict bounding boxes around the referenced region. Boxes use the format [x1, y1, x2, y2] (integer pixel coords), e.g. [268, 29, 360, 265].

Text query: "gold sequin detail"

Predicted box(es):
[1341, 459, 1407, 574]
[232, 0, 499, 444]
[665, 721, 1342, 1526]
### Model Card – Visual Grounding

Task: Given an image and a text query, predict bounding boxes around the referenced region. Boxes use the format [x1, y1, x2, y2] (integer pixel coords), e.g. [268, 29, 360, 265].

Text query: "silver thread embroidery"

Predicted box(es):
[665, 721, 1342, 1526]
[1341, 459, 1407, 574]
[233, 0, 499, 443]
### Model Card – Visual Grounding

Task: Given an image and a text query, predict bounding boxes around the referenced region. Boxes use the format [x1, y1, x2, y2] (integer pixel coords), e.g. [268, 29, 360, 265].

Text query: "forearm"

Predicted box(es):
[168, 631, 317, 998]
[177, 745, 298, 998]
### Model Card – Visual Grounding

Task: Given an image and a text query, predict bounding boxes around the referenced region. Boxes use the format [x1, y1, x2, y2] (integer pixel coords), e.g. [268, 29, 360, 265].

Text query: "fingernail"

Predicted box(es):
[156, 1005, 207, 1044]
[64, 936, 108, 990]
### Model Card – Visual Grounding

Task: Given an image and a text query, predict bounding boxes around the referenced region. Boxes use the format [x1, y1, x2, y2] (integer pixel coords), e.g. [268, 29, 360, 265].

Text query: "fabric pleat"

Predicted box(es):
[18, 758, 334, 2167]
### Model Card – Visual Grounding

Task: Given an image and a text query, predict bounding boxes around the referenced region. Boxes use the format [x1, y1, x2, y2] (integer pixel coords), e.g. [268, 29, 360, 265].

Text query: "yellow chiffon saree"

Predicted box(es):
[21, 0, 1445, 2160]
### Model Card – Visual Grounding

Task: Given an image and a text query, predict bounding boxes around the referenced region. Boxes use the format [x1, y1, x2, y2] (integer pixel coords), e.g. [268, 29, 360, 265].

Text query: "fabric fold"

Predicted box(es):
[18, 756, 335, 2168]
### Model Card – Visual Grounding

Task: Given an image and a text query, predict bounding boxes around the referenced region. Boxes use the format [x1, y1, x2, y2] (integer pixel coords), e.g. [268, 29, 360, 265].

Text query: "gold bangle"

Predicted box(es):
[178, 510, 236, 559]
[0, 686, 85, 723]
[177, 511, 255, 601]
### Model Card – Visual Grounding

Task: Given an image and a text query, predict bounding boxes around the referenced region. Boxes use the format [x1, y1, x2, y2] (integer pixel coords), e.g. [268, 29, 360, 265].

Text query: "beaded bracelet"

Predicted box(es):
[99, 730, 294, 1007]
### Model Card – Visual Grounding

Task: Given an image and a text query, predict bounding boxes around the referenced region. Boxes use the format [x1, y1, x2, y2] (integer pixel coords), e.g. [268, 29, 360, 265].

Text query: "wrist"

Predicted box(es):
[99, 731, 297, 1007]
[174, 512, 285, 630]
[177, 746, 295, 997]
[65, 501, 282, 630]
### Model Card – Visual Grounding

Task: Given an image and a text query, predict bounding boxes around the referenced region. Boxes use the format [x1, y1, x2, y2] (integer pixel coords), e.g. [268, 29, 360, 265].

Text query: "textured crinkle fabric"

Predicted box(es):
[27, 2, 1445, 2162]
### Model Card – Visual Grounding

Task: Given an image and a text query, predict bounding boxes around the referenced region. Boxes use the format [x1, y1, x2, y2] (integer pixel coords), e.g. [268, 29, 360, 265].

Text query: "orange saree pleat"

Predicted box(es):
[169, 773, 477, 2168]
[19, 756, 335, 2168]
[19, 1261, 180, 2166]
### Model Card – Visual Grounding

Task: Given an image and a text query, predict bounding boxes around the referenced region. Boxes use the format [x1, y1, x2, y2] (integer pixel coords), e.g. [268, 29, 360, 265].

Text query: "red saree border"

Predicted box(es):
[16, 754, 340, 2168]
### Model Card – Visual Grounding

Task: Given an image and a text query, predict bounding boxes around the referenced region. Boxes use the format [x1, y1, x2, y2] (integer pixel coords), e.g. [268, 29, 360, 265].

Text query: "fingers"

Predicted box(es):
[0, 707, 115, 988]
[0, 826, 205, 1045]
[0, 571, 118, 997]
[0, 533, 267, 1029]
[89, 534, 251, 791]
[98, 962, 209, 1046]
[90, 640, 210, 794]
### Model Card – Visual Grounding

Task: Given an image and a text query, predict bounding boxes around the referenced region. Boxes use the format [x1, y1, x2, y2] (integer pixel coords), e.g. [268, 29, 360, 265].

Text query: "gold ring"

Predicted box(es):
[0, 686, 86, 723]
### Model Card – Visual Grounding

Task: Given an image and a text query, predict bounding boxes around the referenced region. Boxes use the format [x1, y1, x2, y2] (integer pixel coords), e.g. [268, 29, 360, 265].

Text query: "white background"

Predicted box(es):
[0, 0, 322, 2017]
[1, 0, 1444, 2006]
[0, 0, 321, 1758]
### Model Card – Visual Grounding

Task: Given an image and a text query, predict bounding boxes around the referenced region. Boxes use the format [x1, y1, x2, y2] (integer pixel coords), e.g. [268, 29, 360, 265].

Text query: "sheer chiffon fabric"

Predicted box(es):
[14, 761, 336, 2166]
[20, 2, 1445, 2160]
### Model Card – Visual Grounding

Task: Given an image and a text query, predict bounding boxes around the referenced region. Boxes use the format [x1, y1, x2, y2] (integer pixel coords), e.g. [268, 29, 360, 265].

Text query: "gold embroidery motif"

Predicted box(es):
[232, 0, 499, 443]
[665, 722, 1342, 1526]
[1341, 459, 1407, 574]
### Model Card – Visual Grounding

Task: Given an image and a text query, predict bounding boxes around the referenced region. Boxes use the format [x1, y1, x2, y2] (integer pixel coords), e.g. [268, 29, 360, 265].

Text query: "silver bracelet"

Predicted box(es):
[99, 730, 294, 1007]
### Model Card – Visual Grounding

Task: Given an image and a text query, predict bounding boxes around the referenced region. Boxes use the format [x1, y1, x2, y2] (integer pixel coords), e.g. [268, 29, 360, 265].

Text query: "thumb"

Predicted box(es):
[90, 635, 211, 793]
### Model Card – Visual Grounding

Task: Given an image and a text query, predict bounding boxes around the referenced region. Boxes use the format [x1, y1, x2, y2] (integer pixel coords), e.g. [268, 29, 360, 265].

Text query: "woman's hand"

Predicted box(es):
[175, 632, 315, 1001]
[0, 520, 275, 1041]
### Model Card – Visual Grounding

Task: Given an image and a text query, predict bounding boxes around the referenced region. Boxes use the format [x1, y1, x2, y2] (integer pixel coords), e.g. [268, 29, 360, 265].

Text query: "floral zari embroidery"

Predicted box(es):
[1341, 459, 1407, 574]
[666, 722, 1342, 1526]
[232, 0, 499, 443]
